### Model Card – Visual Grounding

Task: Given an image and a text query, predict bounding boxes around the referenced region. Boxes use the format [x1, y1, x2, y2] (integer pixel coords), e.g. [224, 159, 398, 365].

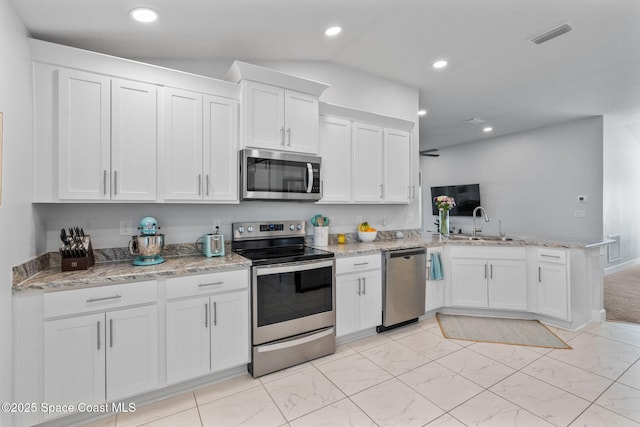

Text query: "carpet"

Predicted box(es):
[436, 313, 571, 349]
[604, 265, 640, 324]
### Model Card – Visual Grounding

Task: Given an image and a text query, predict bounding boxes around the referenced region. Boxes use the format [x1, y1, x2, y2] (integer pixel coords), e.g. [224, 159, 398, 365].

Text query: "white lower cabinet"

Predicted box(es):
[165, 270, 250, 385]
[336, 254, 382, 337]
[536, 248, 569, 320]
[449, 247, 527, 310]
[43, 284, 159, 413]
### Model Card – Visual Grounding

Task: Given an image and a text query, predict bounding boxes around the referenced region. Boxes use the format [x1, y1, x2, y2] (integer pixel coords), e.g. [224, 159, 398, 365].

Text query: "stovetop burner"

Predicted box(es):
[232, 220, 335, 265]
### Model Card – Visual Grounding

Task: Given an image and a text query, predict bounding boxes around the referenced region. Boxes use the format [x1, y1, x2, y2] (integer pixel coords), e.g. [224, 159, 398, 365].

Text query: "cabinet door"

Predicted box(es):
[450, 258, 488, 307]
[106, 305, 158, 401]
[284, 89, 319, 154]
[336, 275, 361, 337]
[383, 128, 411, 203]
[44, 313, 105, 408]
[166, 296, 210, 384]
[537, 263, 569, 320]
[203, 95, 239, 202]
[211, 290, 250, 372]
[162, 88, 204, 200]
[359, 272, 382, 330]
[243, 81, 285, 150]
[111, 79, 157, 201]
[57, 69, 111, 200]
[318, 116, 352, 202]
[488, 259, 527, 310]
[353, 122, 384, 202]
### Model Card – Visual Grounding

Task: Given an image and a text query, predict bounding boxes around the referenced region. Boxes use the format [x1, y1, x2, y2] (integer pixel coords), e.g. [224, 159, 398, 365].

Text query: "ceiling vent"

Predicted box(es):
[465, 118, 485, 125]
[530, 23, 573, 45]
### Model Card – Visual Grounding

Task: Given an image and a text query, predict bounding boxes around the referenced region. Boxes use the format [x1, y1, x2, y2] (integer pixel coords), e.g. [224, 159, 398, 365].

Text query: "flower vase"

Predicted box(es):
[439, 209, 450, 239]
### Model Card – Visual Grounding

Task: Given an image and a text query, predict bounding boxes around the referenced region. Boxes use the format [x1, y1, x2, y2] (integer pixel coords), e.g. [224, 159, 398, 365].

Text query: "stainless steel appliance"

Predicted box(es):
[378, 248, 426, 332]
[240, 149, 322, 201]
[232, 220, 335, 377]
[129, 216, 165, 266]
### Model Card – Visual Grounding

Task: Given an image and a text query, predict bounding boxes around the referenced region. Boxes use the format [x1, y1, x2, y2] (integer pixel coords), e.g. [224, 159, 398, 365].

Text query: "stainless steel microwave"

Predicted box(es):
[240, 149, 322, 201]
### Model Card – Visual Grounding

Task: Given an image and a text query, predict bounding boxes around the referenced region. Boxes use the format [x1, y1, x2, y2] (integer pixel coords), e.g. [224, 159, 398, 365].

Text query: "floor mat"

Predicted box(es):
[436, 313, 571, 349]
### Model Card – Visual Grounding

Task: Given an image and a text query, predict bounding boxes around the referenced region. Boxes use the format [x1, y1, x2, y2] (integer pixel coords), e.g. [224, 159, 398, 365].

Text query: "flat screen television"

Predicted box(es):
[431, 184, 481, 216]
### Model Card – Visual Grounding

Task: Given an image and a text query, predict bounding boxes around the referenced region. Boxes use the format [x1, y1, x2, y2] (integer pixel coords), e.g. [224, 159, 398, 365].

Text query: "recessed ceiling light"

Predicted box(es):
[130, 8, 158, 23]
[433, 60, 448, 69]
[418, 110, 427, 116]
[325, 26, 342, 36]
[483, 127, 493, 132]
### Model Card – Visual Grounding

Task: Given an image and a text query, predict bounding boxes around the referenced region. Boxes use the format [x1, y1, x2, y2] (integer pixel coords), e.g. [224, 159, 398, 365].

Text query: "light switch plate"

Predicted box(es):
[120, 220, 132, 236]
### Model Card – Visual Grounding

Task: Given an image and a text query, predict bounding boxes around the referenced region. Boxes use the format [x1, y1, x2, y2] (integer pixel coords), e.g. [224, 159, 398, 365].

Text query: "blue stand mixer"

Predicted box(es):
[129, 216, 165, 266]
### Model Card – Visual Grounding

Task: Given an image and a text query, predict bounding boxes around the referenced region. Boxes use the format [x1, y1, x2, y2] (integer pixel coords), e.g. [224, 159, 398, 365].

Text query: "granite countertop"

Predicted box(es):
[14, 252, 251, 293]
[14, 233, 612, 293]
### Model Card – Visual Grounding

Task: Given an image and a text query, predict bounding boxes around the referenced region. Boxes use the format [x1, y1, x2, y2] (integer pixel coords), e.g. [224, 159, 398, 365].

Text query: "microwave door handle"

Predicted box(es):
[306, 163, 313, 193]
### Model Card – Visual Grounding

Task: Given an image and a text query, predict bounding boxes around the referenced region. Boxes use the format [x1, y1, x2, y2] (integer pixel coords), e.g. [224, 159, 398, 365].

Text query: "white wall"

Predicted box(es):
[0, 1, 36, 425]
[421, 117, 604, 239]
[603, 115, 640, 269]
[36, 56, 421, 251]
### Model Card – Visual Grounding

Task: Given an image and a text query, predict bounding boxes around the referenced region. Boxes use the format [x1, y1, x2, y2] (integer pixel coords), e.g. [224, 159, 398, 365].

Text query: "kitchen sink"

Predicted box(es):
[448, 234, 517, 242]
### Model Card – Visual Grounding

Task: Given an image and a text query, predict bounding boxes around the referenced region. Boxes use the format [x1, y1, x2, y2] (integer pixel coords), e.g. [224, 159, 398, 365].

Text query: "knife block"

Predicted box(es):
[61, 236, 95, 272]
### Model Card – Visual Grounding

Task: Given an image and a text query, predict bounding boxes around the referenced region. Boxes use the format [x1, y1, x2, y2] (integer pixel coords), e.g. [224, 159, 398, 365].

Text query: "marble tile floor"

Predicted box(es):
[81, 318, 640, 427]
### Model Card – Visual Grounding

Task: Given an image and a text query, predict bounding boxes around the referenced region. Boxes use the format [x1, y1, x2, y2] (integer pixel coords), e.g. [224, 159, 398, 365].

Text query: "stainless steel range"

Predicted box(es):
[232, 220, 336, 377]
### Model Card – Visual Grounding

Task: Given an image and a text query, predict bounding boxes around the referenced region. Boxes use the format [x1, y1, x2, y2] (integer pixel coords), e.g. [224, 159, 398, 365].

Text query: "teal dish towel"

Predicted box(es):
[430, 252, 444, 281]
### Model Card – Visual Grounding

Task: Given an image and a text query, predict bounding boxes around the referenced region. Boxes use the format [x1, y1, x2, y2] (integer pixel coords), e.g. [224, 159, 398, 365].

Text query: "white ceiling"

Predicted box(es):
[10, 0, 640, 149]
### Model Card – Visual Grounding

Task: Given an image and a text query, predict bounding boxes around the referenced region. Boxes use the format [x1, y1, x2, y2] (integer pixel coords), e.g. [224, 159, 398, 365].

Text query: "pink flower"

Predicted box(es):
[434, 195, 456, 211]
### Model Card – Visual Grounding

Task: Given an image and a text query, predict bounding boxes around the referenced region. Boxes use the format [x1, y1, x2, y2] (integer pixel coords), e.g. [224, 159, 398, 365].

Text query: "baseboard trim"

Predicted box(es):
[605, 258, 640, 276]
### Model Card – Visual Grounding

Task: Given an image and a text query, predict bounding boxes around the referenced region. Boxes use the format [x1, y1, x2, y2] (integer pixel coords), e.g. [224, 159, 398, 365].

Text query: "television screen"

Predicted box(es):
[431, 184, 481, 216]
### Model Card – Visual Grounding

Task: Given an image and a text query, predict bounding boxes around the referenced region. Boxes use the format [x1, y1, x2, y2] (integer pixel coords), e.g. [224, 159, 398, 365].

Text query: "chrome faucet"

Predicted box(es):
[472, 206, 490, 237]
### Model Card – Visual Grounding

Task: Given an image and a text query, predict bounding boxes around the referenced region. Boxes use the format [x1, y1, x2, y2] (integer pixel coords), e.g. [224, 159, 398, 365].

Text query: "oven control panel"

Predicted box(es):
[232, 220, 306, 241]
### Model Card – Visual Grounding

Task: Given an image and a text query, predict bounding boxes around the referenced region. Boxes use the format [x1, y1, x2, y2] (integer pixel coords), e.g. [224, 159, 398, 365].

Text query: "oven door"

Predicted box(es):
[241, 149, 321, 201]
[252, 259, 334, 345]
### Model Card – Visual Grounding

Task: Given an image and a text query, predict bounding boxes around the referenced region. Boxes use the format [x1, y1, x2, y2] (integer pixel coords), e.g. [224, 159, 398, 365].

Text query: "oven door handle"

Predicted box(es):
[256, 327, 334, 353]
[306, 163, 313, 193]
[255, 259, 334, 276]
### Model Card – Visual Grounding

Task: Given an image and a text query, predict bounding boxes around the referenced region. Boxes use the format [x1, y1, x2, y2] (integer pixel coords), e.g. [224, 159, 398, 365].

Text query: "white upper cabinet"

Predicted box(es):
[57, 69, 158, 201]
[162, 88, 239, 202]
[353, 122, 384, 202]
[111, 79, 158, 201]
[318, 116, 352, 202]
[242, 81, 319, 153]
[57, 69, 111, 200]
[383, 128, 411, 203]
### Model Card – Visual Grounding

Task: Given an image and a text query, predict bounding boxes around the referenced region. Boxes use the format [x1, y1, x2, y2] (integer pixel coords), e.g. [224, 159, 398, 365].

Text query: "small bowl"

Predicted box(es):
[357, 231, 377, 242]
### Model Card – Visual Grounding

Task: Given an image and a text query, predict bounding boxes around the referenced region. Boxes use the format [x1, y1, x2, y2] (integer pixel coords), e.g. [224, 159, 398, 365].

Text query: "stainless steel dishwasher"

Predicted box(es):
[377, 247, 426, 332]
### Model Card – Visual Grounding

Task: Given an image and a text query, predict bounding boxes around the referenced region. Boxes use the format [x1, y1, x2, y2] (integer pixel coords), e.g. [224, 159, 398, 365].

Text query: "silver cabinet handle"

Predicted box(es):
[357, 277, 361, 295]
[538, 266, 542, 282]
[353, 262, 369, 266]
[287, 128, 291, 146]
[103, 170, 108, 196]
[206, 174, 210, 196]
[213, 301, 217, 326]
[97, 321, 101, 350]
[490, 264, 493, 279]
[379, 184, 384, 198]
[109, 318, 113, 348]
[280, 127, 285, 145]
[113, 170, 118, 196]
[484, 264, 487, 279]
[362, 277, 366, 295]
[205, 303, 209, 328]
[407, 186, 411, 199]
[198, 281, 224, 287]
[198, 174, 202, 196]
[412, 185, 416, 199]
[541, 254, 561, 259]
[86, 295, 122, 303]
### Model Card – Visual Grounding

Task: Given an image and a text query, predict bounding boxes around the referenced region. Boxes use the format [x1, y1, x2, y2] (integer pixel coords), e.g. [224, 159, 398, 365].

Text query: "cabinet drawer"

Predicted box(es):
[166, 269, 249, 299]
[449, 246, 526, 260]
[336, 253, 381, 274]
[537, 248, 567, 264]
[44, 280, 158, 318]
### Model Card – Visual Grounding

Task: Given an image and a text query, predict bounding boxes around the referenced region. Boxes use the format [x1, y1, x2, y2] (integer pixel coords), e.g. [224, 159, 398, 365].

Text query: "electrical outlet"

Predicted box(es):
[381, 216, 387, 226]
[356, 216, 363, 225]
[213, 219, 222, 230]
[329, 216, 335, 226]
[574, 210, 587, 218]
[407, 214, 414, 224]
[120, 220, 132, 236]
